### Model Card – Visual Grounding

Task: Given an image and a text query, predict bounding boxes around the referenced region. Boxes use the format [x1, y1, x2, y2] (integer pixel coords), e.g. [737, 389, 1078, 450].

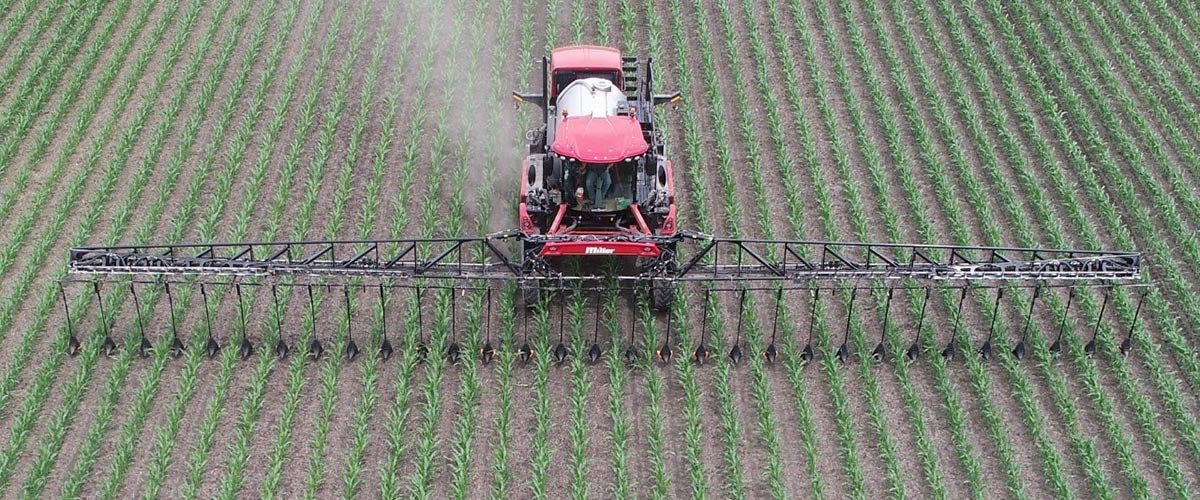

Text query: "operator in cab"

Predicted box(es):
[584, 162, 613, 210]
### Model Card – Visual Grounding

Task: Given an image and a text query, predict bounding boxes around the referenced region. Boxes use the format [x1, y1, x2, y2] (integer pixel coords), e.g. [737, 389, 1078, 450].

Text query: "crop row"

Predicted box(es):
[1066, 0, 1200, 392]
[131, 1, 352, 498]
[0, 0, 71, 107]
[920, 0, 1195, 496]
[1079, 0, 1200, 391]
[486, 0, 527, 495]
[33, 1, 297, 496]
[444, 2, 496, 499]
[0, 0, 126, 224]
[1030, 0, 1200, 474]
[0, 0, 239, 496]
[907, 0, 1103, 496]
[222, 0, 399, 498]
[849, 0, 1082, 496]
[0, 0, 105, 171]
[0, 0, 42, 60]
[94, 0, 283, 496]
[977, 0, 1194, 495]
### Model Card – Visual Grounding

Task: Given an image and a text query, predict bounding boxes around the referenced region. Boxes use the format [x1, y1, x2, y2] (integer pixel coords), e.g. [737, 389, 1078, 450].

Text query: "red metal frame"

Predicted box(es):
[539, 240, 661, 257]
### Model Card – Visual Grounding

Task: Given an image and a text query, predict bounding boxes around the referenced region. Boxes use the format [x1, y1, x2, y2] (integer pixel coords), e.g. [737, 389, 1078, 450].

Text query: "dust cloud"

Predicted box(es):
[391, 0, 523, 231]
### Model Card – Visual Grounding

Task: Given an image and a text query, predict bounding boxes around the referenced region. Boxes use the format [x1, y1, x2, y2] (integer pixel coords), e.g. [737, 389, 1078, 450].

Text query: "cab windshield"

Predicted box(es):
[565, 161, 634, 211]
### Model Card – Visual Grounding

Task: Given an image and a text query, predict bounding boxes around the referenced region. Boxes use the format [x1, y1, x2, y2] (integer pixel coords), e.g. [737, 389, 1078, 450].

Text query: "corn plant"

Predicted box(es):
[632, 299, 670, 500]
[594, 0, 610, 45]
[570, 0, 585, 43]
[544, 0, 558, 50]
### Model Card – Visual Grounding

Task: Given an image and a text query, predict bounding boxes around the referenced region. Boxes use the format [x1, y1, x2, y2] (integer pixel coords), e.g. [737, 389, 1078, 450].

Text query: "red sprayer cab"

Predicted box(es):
[513, 46, 681, 259]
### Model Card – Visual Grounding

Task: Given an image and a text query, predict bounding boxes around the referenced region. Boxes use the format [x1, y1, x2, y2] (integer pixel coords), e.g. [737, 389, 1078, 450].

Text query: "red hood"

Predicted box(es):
[550, 115, 649, 162]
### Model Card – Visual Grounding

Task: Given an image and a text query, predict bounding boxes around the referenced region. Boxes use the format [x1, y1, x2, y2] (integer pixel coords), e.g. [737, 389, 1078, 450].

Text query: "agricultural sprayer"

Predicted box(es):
[60, 46, 1147, 366]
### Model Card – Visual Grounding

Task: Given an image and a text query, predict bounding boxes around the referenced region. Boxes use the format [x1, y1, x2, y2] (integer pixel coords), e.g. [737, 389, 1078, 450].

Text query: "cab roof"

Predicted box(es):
[551, 45, 622, 73]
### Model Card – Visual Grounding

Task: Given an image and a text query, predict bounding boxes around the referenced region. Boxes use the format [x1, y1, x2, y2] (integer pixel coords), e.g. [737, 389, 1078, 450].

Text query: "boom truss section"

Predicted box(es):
[68, 231, 1142, 284]
[668, 232, 1141, 283]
